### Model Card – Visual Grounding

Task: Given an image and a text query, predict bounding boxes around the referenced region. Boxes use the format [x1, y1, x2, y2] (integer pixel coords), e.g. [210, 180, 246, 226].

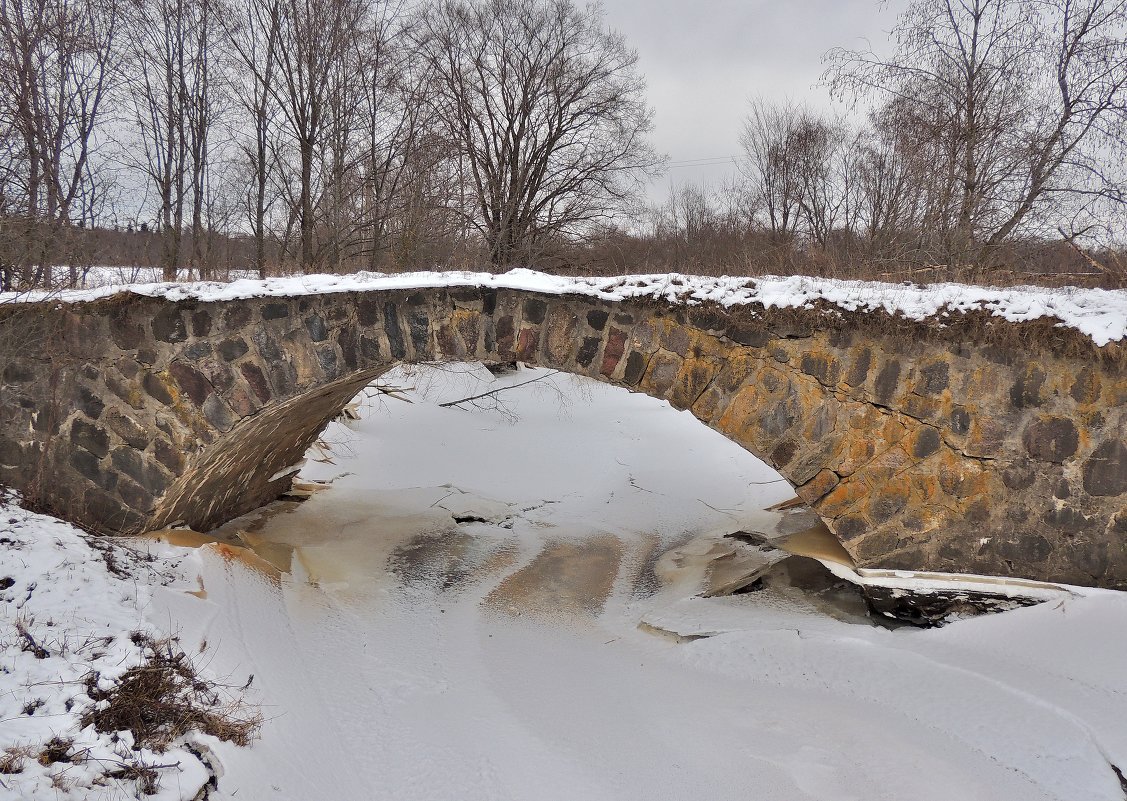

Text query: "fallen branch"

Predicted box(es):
[366, 384, 414, 403]
[1058, 229, 1120, 279]
[439, 370, 562, 409]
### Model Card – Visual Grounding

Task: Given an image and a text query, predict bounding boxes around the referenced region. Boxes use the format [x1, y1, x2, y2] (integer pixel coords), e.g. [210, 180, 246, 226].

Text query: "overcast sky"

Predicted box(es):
[599, 0, 902, 198]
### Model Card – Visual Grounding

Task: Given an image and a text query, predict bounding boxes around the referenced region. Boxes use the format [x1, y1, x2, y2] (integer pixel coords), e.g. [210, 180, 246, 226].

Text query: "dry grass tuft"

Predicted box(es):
[14, 618, 50, 659]
[36, 737, 76, 766]
[104, 758, 161, 795]
[0, 745, 33, 774]
[81, 634, 260, 753]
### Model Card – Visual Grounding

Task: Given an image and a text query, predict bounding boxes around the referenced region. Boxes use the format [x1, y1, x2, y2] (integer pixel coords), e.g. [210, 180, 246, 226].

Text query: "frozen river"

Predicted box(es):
[149, 365, 1127, 801]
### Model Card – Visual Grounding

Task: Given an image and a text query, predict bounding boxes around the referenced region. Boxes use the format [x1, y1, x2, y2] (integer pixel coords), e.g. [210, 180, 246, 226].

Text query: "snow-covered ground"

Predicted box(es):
[4, 267, 1125, 345]
[0, 503, 219, 799]
[74, 266, 260, 289]
[5, 364, 1127, 800]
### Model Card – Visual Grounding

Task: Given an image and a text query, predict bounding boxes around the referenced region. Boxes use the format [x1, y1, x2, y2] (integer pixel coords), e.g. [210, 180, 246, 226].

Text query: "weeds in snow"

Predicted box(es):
[81, 634, 261, 752]
[0, 745, 33, 774]
[36, 736, 77, 766]
[14, 617, 50, 659]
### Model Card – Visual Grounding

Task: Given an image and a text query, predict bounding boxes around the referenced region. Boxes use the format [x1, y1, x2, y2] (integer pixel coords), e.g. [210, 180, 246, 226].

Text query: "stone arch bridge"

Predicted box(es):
[1, 278, 1124, 588]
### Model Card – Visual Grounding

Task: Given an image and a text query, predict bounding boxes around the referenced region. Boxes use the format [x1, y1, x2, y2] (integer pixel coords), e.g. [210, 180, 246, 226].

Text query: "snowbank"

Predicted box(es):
[0, 501, 227, 800]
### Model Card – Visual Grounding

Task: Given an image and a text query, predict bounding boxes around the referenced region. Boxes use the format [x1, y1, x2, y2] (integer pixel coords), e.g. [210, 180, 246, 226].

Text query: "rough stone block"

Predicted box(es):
[70, 419, 110, 458]
[523, 299, 547, 325]
[240, 363, 272, 403]
[874, 359, 901, 404]
[151, 307, 187, 343]
[516, 327, 540, 362]
[800, 352, 841, 386]
[169, 361, 213, 406]
[544, 306, 577, 365]
[1070, 367, 1102, 404]
[798, 468, 839, 503]
[575, 336, 602, 369]
[910, 426, 942, 459]
[217, 337, 249, 362]
[601, 329, 628, 378]
[1022, 416, 1080, 463]
[202, 395, 236, 432]
[190, 309, 212, 337]
[917, 361, 950, 394]
[1083, 439, 1127, 497]
[76, 386, 105, 420]
[845, 347, 872, 387]
[494, 316, 516, 359]
[1010, 366, 1047, 409]
[622, 350, 648, 387]
[262, 303, 290, 320]
[642, 350, 682, 397]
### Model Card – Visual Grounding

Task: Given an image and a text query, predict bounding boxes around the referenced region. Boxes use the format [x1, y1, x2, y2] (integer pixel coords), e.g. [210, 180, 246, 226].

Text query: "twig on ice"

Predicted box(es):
[438, 370, 562, 409]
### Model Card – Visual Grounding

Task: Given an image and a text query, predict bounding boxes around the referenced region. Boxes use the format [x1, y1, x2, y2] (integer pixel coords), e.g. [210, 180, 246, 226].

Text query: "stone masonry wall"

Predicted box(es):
[0, 286, 1124, 588]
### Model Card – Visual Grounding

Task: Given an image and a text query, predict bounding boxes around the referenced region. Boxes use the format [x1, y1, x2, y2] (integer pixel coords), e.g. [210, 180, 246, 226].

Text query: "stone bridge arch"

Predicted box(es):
[1, 283, 1125, 588]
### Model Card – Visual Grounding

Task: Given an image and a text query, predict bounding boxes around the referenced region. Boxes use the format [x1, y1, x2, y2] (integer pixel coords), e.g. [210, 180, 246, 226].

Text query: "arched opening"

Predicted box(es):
[142, 286, 882, 570]
[157, 361, 890, 625]
[148, 350, 855, 566]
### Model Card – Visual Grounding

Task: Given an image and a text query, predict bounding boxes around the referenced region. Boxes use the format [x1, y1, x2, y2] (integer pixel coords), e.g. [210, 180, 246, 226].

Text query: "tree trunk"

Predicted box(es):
[300, 136, 314, 272]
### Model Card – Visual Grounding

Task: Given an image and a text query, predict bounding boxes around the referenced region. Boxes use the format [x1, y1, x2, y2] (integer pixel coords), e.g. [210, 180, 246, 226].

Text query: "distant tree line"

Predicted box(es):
[0, 0, 658, 288]
[2, 0, 1127, 289]
[630, 0, 1127, 283]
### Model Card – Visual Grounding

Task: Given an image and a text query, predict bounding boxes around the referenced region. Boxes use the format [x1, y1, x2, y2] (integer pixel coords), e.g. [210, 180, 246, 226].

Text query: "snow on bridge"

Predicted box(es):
[8, 267, 1127, 345]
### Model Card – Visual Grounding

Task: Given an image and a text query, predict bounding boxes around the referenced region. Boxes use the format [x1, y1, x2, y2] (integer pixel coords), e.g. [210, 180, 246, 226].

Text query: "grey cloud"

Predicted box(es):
[599, 0, 900, 193]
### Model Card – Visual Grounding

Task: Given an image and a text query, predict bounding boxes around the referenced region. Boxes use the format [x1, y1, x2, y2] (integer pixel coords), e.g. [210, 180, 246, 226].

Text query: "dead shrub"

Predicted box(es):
[21, 698, 44, 715]
[80, 635, 260, 752]
[14, 619, 49, 659]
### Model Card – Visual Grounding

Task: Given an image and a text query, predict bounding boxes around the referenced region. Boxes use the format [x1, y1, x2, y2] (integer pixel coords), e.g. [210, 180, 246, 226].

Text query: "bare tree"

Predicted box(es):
[854, 109, 927, 259]
[123, 0, 218, 280]
[0, 0, 119, 287]
[354, 2, 434, 271]
[826, 0, 1127, 263]
[220, 0, 282, 277]
[185, 0, 222, 278]
[740, 99, 808, 246]
[414, 0, 660, 269]
[271, 0, 365, 272]
[792, 115, 864, 251]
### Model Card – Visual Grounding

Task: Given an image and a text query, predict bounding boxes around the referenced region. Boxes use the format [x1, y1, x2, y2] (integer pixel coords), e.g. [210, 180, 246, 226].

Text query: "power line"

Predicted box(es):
[667, 156, 739, 165]
[665, 156, 742, 169]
